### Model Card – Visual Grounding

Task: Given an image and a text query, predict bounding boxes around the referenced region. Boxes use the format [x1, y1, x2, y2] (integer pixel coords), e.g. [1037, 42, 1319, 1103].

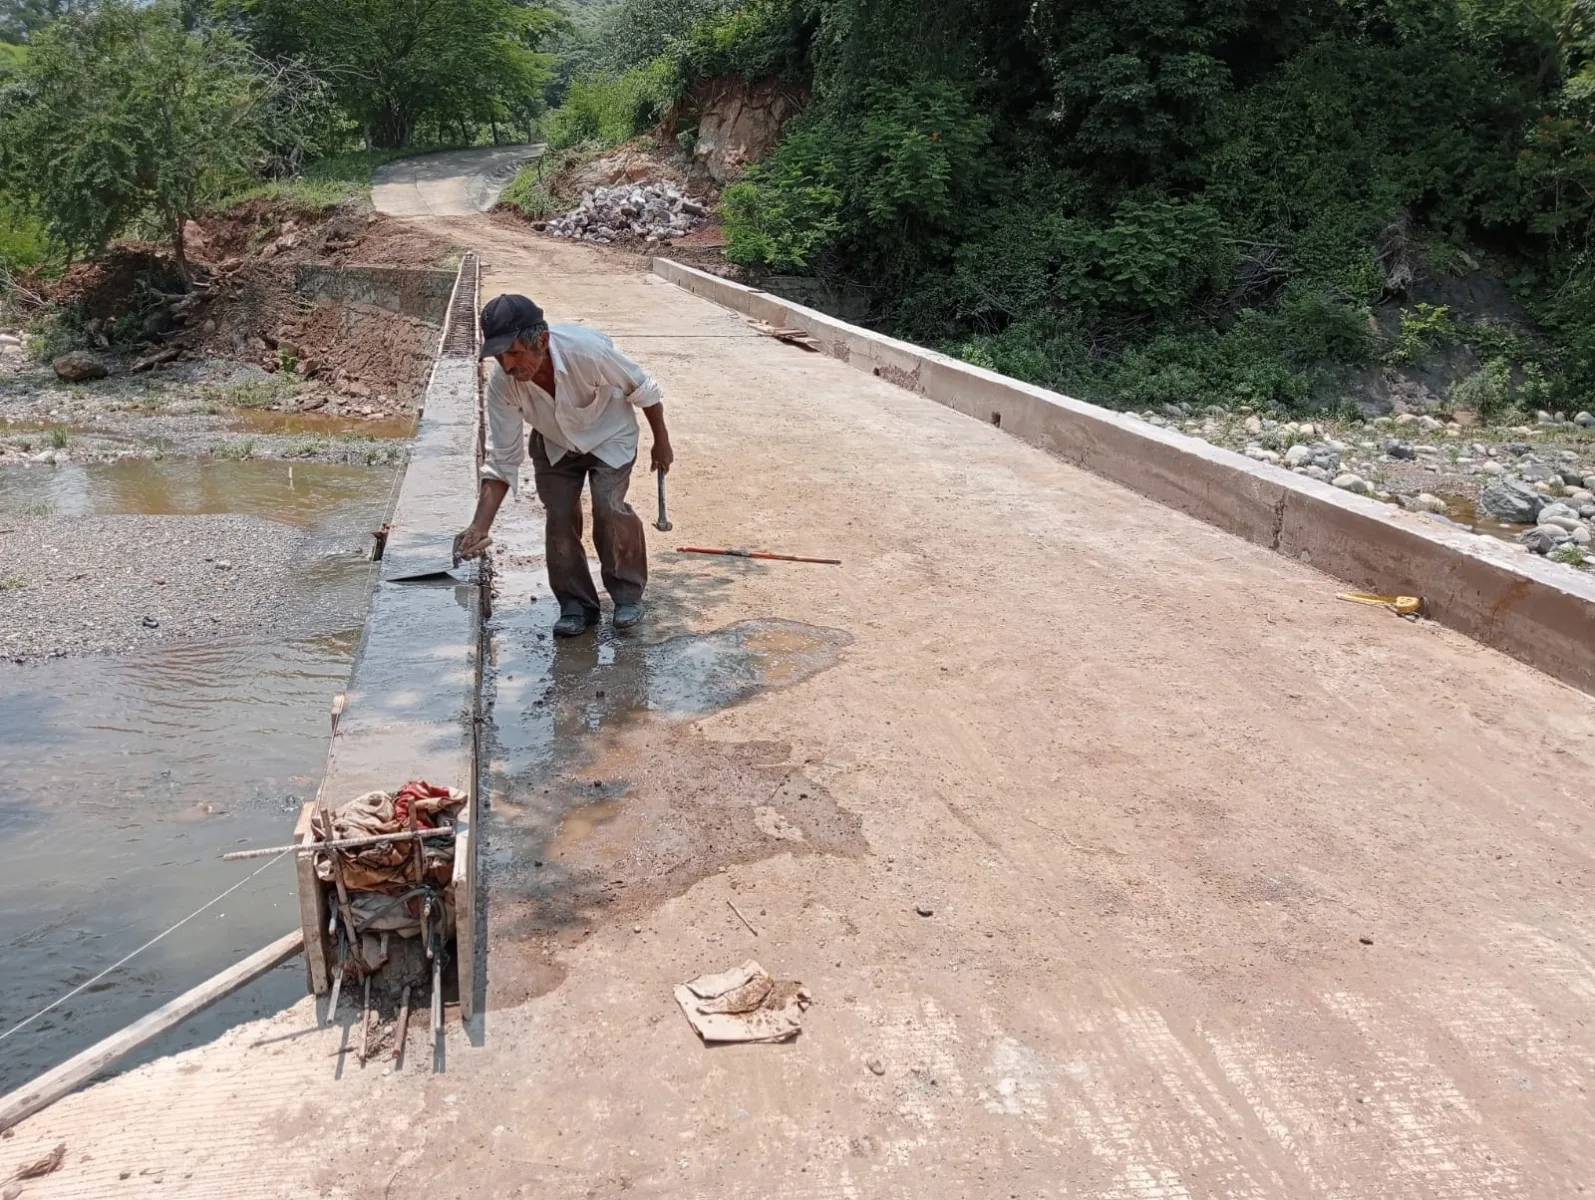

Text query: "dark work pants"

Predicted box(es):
[530, 432, 647, 616]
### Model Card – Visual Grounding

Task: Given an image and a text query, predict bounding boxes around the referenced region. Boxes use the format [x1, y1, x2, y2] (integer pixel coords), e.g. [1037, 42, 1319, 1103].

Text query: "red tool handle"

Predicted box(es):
[676, 546, 842, 566]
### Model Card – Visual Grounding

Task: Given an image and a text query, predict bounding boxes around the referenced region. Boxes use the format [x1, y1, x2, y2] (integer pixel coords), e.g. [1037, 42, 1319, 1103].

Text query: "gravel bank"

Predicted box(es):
[0, 514, 369, 662]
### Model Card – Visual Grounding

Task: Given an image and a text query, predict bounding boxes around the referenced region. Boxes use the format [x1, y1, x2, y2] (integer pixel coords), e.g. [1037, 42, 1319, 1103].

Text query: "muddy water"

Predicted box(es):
[0, 457, 385, 526]
[227, 409, 418, 440]
[1439, 493, 1531, 543]
[0, 459, 395, 1093]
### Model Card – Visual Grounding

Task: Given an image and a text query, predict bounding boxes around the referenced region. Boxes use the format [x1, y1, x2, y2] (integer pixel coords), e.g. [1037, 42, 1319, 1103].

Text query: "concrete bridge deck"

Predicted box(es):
[6, 212, 1595, 1199]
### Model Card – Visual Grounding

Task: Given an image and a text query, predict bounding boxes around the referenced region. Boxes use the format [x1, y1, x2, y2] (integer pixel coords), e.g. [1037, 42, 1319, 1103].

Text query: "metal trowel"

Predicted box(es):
[381, 531, 488, 582]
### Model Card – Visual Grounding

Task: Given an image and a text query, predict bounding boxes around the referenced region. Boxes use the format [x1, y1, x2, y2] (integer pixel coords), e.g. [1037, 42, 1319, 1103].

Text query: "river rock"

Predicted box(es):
[1416, 414, 1445, 432]
[1244, 446, 1280, 463]
[1243, 415, 1263, 435]
[1576, 411, 1595, 428]
[1540, 513, 1583, 533]
[52, 350, 108, 382]
[1411, 492, 1448, 514]
[1332, 473, 1370, 494]
[1384, 438, 1416, 460]
[1284, 443, 1312, 468]
[1560, 469, 1587, 487]
[1571, 524, 1593, 546]
[1480, 479, 1547, 524]
[1479, 460, 1505, 476]
[1521, 525, 1572, 553]
[1540, 501, 1579, 521]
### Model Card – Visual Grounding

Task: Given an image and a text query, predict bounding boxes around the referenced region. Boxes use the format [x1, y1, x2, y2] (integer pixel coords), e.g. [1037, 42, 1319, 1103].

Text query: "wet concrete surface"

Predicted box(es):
[479, 556, 862, 1002]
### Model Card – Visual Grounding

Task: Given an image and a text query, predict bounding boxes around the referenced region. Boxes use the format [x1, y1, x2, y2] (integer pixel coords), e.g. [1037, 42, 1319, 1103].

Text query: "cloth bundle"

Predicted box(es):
[312, 780, 465, 892]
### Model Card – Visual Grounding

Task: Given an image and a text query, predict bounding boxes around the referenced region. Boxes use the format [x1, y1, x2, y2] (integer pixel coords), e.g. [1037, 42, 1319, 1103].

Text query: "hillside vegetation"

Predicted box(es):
[543, 0, 1595, 418]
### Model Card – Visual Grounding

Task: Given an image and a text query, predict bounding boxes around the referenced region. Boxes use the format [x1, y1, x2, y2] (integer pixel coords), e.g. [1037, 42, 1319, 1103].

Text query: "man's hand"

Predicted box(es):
[643, 402, 672, 474]
[455, 524, 493, 561]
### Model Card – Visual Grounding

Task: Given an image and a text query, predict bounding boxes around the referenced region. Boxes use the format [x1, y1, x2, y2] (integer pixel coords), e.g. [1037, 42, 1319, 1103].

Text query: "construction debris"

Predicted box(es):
[674, 960, 809, 1044]
[544, 183, 707, 245]
[746, 318, 821, 352]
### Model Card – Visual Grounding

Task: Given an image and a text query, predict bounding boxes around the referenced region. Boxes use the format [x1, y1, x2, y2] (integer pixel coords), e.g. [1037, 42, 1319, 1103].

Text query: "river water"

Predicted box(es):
[0, 458, 397, 1094]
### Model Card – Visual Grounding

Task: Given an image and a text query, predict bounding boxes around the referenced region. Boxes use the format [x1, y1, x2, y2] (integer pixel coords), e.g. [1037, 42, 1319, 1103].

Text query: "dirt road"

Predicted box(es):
[9, 217, 1595, 1199]
[371, 145, 543, 218]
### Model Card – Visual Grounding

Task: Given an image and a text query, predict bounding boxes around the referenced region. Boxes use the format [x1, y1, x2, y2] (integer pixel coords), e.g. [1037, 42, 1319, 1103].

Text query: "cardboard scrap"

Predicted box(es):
[674, 960, 810, 1044]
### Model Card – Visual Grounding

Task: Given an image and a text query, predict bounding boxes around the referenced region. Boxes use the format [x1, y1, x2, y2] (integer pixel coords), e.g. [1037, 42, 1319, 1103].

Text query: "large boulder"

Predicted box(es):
[1480, 479, 1547, 525]
[51, 350, 108, 382]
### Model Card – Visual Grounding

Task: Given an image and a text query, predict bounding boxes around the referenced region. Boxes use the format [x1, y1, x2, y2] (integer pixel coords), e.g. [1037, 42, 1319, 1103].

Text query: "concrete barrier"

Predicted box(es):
[293, 264, 457, 324]
[296, 253, 486, 1021]
[653, 257, 1595, 697]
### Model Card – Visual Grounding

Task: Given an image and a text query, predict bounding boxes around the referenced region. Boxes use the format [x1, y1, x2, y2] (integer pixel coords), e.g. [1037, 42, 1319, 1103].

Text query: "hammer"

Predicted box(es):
[654, 469, 672, 532]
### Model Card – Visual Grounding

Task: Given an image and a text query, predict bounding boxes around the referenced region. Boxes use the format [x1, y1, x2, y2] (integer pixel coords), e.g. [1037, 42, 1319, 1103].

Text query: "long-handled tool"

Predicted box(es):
[677, 546, 841, 565]
[654, 469, 672, 532]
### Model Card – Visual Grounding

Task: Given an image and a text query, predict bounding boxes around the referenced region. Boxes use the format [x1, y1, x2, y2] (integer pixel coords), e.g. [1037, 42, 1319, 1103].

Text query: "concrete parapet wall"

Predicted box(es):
[653, 257, 1595, 696]
[293, 264, 457, 324]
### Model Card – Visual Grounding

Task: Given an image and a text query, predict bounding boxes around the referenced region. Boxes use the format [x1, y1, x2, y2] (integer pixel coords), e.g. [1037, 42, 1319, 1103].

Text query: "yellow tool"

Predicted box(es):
[1337, 592, 1423, 617]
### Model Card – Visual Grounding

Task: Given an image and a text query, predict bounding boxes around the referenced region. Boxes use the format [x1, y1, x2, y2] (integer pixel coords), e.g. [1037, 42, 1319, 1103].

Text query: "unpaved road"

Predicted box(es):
[8, 216, 1595, 1199]
[371, 144, 544, 218]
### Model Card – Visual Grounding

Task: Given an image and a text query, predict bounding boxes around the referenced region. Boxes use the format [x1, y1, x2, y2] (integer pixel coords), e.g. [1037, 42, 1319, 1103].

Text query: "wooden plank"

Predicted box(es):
[454, 760, 477, 1024]
[0, 931, 303, 1133]
[294, 803, 330, 995]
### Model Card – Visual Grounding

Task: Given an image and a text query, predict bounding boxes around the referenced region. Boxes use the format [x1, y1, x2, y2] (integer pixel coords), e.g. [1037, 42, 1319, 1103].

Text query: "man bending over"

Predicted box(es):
[457, 294, 673, 636]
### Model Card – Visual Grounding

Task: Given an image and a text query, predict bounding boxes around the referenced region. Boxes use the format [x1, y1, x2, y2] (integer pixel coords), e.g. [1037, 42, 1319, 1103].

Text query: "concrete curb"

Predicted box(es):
[653, 257, 1595, 696]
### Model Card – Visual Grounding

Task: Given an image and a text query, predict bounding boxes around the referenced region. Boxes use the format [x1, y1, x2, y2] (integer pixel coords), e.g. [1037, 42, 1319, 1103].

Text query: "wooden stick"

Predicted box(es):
[431, 957, 443, 1038]
[0, 931, 302, 1132]
[392, 985, 412, 1064]
[316, 794, 363, 960]
[727, 898, 759, 937]
[358, 976, 372, 1066]
[222, 827, 455, 861]
[676, 546, 842, 565]
[326, 937, 344, 1024]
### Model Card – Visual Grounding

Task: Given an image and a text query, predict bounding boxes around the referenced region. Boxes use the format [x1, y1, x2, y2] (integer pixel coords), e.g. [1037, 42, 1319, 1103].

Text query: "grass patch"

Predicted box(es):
[1551, 542, 1588, 566]
[0, 576, 25, 590]
[282, 436, 328, 457]
[217, 437, 255, 460]
[19, 501, 54, 517]
[201, 378, 293, 410]
[219, 146, 463, 210]
[46, 426, 69, 449]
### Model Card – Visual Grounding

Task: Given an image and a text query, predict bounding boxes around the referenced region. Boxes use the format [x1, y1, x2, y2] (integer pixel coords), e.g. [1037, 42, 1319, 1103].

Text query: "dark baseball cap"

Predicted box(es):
[479, 294, 547, 359]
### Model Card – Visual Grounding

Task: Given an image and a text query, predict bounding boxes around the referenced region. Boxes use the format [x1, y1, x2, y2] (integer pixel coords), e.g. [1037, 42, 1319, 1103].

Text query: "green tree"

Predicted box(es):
[0, 0, 77, 44]
[227, 0, 556, 147]
[0, 0, 308, 275]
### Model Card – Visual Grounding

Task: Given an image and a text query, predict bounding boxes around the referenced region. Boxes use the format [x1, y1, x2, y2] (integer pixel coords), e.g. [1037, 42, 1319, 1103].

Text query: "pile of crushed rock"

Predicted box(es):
[543, 183, 708, 245]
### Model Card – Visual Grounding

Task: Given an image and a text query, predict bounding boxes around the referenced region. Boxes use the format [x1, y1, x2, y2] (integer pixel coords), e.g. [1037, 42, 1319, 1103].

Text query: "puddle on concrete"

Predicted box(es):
[0, 460, 394, 1092]
[0, 457, 393, 529]
[227, 409, 418, 440]
[479, 566, 861, 992]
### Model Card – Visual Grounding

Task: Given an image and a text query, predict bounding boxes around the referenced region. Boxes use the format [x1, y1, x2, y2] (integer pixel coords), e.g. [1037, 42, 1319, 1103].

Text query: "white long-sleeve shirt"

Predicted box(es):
[480, 323, 662, 489]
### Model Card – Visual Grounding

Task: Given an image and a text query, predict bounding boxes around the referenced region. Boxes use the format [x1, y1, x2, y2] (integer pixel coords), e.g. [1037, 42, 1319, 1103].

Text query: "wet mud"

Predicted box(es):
[478, 568, 862, 1002]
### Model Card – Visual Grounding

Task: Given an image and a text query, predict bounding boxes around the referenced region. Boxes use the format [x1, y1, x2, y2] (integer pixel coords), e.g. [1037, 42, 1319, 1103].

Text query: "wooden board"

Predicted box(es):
[295, 802, 331, 995]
